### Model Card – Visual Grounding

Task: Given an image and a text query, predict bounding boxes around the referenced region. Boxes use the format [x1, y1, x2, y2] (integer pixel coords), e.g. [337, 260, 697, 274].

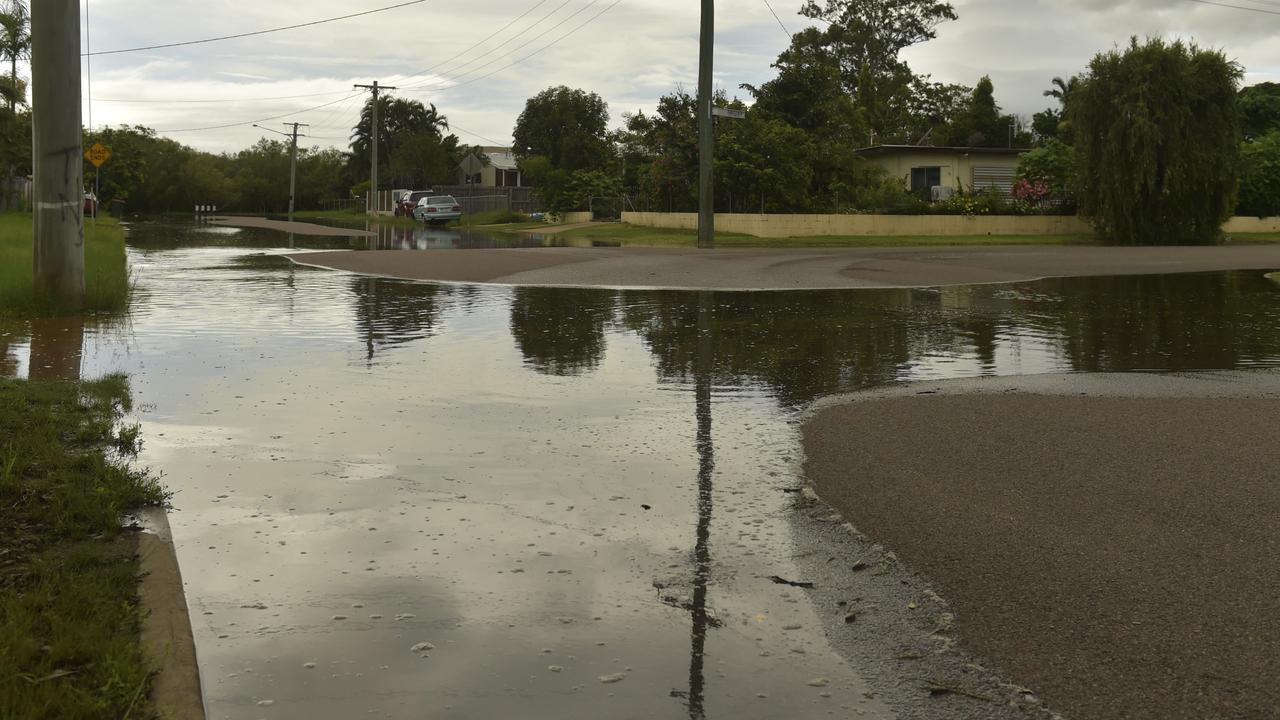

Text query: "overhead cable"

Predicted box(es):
[85, 0, 432, 56]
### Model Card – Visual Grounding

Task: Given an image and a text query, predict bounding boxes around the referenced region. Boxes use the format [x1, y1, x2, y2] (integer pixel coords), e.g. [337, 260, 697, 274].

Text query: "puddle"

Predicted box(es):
[3, 220, 1279, 718]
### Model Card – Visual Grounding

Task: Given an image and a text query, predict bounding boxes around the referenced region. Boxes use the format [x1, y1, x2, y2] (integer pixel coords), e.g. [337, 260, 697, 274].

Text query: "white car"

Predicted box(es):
[413, 195, 462, 224]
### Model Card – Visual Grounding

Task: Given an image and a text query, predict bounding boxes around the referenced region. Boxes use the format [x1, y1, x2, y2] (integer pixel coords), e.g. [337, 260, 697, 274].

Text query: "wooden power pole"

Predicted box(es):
[284, 122, 308, 223]
[31, 0, 85, 304]
[697, 0, 715, 249]
[354, 81, 396, 216]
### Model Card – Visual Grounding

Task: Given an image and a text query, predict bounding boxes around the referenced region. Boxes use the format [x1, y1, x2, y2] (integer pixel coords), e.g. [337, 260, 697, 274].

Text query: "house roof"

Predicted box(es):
[485, 150, 519, 171]
[856, 145, 1029, 157]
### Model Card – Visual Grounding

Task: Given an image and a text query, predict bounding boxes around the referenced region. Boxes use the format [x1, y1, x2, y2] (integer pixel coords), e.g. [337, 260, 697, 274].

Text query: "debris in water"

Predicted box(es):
[783, 624, 803, 631]
[851, 561, 868, 572]
[557, 617, 575, 624]
[394, 613, 415, 621]
[240, 603, 268, 610]
[768, 576, 814, 589]
[844, 612, 858, 624]
[808, 678, 830, 687]
[303, 662, 317, 669]
[331, 615, 348, 621]
[926, 681, 993, 702]
[256, 700, 274, 707]
[598, 673, 626, 684]
[548, 665, 564, 673]
[641, 504, 652, 510]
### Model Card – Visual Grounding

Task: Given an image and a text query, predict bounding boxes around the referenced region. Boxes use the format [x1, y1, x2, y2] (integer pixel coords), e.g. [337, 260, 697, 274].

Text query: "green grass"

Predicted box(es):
[1267, 271, 1279, 283]
[0, 214, 131, 318]
[549, 223, 1099, 248]
[0, 375, 168, 719]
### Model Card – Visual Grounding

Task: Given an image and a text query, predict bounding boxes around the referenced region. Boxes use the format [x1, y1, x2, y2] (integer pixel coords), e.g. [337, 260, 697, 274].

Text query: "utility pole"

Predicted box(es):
[31, 0, 84, 304]
[285, 122, 308, 222]
[354, 81, 396, 216]
[697, 0, 714, 249]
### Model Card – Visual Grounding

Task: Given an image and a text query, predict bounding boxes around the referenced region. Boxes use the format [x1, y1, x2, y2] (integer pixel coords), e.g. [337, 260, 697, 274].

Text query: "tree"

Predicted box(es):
[800, 0, 956, 84]
[1239, 82, 1280, 141]
[1237, 130, 1280, 218]
[512, 86, 611, 172]
[1015, 137, 1078, 208]
[1071, 38, 1242, 245]
[349, 97, 451, 183]
[715, 114, 815, 212]
[0, 0, 29, 111]
[944, 76, 1003, 147]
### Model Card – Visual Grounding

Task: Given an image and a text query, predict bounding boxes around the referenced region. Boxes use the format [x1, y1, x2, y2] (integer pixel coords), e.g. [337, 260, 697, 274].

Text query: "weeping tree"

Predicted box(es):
[1071, 38, 1242, 245]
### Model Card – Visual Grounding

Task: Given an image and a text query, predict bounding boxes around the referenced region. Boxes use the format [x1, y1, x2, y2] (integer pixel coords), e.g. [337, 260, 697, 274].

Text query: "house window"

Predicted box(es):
[910, 166, 942, 191]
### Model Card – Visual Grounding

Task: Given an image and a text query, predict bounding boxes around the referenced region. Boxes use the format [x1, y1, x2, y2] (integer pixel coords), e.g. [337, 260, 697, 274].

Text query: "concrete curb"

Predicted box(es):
[137, 507, 206, 720]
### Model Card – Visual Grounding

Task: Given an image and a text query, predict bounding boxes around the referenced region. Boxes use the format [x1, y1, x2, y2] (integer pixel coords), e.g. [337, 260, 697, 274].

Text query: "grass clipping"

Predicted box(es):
[0, 375, 167, 717]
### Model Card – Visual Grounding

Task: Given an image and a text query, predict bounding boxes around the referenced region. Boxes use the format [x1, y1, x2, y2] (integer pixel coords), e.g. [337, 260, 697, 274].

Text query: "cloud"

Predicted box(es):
[65, 0, 1280, 153]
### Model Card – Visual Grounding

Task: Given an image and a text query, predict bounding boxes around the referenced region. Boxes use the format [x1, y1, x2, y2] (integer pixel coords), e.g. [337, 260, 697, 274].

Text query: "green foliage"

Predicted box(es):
[1237, 130, 1280, 217]
[0, 374, 166, 719]
[715, 115, 815, 212]
[348, 97, 456, 188]
[1016, 138, 1078, 205]
[512, 86, 611, 172]
[1238, 82, 1280, 141]
[1072, 38, 1242, 245]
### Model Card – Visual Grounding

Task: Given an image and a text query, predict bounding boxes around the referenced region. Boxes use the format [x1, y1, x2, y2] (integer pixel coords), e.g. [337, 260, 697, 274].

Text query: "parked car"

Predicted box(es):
[413, 195, 462, 224]
[394, 190, 434, 217]
[83, 192, 98, 216]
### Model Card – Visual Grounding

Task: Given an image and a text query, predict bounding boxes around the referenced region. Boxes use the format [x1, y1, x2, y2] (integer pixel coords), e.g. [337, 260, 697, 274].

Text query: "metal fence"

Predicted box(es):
[0, 176, 31, 212]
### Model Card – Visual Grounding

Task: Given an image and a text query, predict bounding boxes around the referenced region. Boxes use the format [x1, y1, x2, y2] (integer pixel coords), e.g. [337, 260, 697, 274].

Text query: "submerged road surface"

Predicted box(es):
[5, 220, 1279, 719]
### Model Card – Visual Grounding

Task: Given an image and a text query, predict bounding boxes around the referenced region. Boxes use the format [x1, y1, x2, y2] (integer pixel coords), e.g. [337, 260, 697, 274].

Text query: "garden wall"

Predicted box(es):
[621, 212, 1280, 238]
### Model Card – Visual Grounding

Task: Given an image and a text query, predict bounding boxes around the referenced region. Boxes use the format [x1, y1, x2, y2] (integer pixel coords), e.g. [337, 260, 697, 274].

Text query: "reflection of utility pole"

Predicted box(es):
[685, 291, 716, 719]
[354, 81, 397, 216]
[254, 122, 308, 222]
[31, 0, 85, 303]
[697, 0, 714, 249]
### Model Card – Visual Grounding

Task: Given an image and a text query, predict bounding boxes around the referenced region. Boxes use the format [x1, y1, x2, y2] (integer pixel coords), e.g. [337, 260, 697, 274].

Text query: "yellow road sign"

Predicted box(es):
[85, 143, 112, 168]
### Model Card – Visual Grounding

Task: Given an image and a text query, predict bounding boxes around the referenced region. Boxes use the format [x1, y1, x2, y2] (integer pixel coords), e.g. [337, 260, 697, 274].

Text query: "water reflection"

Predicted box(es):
[365, 224, 547, 250]
[510, 287, 615, 376]
[351, 277, 449, 365]
[684, 292, 716, 719]
[28, 317, 86, 380]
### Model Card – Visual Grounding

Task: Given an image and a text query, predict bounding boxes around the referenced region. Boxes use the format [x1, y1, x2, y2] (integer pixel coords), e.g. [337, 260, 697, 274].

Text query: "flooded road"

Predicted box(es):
[3, 220, 1279, 719]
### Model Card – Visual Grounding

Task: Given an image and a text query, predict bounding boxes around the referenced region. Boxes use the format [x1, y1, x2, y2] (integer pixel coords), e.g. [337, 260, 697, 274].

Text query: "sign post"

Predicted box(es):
[84, 142, 111, 225]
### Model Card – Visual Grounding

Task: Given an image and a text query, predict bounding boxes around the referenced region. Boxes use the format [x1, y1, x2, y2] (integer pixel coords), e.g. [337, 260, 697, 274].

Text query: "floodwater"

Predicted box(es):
[3, 220, 1280, 719]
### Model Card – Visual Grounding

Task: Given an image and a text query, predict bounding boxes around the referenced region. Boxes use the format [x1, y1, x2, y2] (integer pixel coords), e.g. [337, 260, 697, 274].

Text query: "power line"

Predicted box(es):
[386, 0, 552, 87]
[96, 89, 351, 104]
[401, 0, 619, 93]
[85, 0, 433, 56]
[157, 92, 362, 133]
[762, 0, 792, 39]
[1182, 0, 1280, 14]
[400, 0, 576, 90]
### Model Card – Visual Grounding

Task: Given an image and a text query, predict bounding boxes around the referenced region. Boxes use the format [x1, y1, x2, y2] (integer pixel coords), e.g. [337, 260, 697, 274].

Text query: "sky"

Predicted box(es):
[58, 0, 1280, 154]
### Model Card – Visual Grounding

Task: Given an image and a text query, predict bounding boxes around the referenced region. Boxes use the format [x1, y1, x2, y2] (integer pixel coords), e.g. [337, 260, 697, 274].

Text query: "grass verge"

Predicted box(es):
[0, 214, 130, 317]
[550, 223, 1100, 248]
[1267, 271, 1279, 284]
[0, 374, 167, 718]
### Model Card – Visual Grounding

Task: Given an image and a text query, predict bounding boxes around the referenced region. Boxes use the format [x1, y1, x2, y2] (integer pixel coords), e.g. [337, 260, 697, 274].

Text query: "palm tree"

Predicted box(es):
[0, 0, 30, 111]
[1043, 76, 1079, 108]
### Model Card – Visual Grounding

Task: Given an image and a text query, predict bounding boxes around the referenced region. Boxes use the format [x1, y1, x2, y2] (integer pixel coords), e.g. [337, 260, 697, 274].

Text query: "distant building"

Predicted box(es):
[855, 145, 1027, 198]
[457, 146, 525, 188]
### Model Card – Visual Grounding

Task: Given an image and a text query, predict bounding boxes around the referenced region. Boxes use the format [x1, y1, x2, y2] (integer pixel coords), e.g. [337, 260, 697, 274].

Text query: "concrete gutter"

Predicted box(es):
[137, 507, 206, 720]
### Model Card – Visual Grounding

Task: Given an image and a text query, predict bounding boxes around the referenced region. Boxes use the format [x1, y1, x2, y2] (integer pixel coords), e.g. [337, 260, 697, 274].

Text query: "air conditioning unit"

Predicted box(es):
[930, 186, 955, 202]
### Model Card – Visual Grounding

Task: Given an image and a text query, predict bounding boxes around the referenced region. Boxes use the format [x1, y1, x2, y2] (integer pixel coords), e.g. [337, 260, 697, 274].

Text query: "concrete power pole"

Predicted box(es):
[354, 81, 396, 216]
[285, 122, 308, 222]
[31, 0, 85, 303]
[697, 0, 715, 250]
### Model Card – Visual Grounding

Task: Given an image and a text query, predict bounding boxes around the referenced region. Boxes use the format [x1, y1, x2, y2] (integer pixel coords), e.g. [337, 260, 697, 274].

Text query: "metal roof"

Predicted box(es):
[479, 149, 519, 171]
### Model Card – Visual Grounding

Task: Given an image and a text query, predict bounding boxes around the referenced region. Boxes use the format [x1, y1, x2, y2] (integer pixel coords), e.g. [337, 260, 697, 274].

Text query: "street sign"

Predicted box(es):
[85, 143, 112, 168]
[712, 107, 746, 120]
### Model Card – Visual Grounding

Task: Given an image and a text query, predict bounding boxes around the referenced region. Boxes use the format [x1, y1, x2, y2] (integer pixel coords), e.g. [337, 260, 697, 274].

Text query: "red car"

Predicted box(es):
[394, 190, 433, 217]
[83, 192, 98, 216]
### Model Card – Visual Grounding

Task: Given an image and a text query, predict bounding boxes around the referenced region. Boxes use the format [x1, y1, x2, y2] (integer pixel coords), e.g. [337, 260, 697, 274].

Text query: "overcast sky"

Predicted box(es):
[67, 0, 1280, 154]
